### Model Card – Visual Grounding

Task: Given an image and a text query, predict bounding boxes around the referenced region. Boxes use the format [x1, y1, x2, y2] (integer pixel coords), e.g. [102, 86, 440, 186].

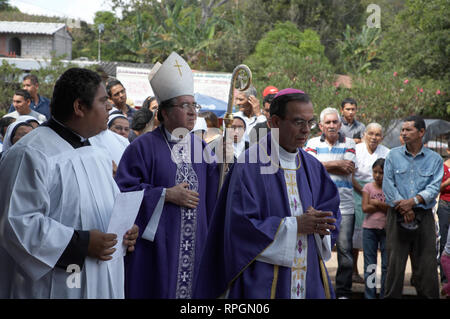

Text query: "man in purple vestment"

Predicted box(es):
[115, 52, 220, 298]
[193, 89, 341, 299]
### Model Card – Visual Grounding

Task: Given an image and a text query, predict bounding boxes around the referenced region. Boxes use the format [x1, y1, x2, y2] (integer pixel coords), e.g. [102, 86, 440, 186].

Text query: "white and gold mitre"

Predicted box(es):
[149, 52, 194, 103]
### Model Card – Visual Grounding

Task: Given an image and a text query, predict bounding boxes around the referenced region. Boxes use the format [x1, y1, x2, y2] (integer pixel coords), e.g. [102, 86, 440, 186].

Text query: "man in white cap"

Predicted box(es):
[115, 52, 220, 299]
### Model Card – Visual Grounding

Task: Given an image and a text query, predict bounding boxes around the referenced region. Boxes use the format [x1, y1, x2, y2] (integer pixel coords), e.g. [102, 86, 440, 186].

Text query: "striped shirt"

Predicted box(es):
[305, 133, 356, 214]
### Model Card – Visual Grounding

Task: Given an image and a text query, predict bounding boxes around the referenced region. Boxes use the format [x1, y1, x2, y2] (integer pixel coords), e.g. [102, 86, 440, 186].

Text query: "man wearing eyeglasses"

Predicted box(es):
[194, 89, 340, 299]
[114, 52, 220, 299]
[305, 107, 356, 299]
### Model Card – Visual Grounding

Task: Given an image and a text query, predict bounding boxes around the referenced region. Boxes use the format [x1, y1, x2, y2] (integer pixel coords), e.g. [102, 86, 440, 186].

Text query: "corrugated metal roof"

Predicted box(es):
[0, 21, 66, 35]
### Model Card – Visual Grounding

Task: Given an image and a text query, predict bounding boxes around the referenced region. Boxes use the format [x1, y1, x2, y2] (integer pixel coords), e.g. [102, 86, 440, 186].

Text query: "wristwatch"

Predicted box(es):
[413, 196, 419, 205]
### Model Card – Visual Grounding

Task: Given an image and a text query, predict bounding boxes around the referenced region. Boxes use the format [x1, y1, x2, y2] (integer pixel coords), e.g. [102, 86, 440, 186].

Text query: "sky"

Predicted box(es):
[9, 0, 117, 24]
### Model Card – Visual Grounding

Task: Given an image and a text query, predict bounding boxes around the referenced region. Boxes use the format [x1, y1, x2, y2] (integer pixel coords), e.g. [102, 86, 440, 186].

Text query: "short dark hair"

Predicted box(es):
[0, 116, 16, 137]
[372, 158, 385, 170]
[50, 68, 102, 122]
[198, 111, 219, 128]
[14, 89, 31, 102]
[10, 122, 33, 145]
[341, 98, 357, 108]
[106, 79, 124, 97]
[142, 96, 158, 109]
[263, 93, 276, 106]
[131, 108, 153, 131]
[270, 93, 311, 119]
[403, 115, 426, 131]
[157, 97, 177, 123]
[23, 74, 39, 85]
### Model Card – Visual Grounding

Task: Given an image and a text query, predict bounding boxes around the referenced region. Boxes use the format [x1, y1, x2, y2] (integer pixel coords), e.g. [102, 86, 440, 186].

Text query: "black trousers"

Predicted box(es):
[384, 207, 439, 298]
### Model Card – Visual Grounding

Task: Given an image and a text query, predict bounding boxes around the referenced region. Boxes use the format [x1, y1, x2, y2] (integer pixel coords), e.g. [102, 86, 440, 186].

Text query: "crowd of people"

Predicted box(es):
[0, 51, 449, 300]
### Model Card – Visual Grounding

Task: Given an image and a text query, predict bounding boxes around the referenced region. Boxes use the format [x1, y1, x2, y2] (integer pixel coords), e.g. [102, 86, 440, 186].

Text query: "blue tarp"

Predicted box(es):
[194, 92, 227, 118]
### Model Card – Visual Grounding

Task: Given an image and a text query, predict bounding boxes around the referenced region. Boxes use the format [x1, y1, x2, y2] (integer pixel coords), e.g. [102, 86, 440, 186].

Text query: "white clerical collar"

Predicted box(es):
[278, 143, 298, 163]
[270, 137, 298, 165]
[164, 127, 183, 143]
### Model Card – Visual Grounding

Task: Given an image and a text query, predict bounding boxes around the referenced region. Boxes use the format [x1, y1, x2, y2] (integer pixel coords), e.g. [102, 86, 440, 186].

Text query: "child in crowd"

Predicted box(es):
[361, 158, 388, 299]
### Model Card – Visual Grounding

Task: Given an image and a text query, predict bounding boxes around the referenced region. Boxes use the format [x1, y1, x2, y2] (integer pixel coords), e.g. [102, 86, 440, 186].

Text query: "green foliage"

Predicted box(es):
[260, 0, 366, 66]
[0, 60, 22, 111]
[336, 25, 382, 74]
[0, 55, 99, 112]
[245, 22, 330, 83]
[0, 0, 19, 12]
[0, 8, 62, 22]
[379, 0, 450, 81]
[31, 53, 81, 98]
[343, 71, 449, 129]
[243, 20, 448, 129]
[3, 0, 449, 125]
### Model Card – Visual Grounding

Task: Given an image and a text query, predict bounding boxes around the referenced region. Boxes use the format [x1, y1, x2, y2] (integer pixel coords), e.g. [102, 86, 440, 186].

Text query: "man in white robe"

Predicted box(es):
[0, 68, 138, 298]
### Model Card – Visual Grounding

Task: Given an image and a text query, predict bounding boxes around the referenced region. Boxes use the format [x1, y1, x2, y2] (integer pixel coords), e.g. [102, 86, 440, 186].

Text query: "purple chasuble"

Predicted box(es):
[193, 133, 341, 299]
[115, 127, 219, 298]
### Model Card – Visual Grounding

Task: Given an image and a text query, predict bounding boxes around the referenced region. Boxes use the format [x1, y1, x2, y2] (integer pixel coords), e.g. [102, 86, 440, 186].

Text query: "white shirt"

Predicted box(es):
[354, 142, 390, 182]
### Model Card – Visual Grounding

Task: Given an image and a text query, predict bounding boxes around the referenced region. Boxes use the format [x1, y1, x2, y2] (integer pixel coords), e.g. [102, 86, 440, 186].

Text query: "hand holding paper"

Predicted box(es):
[123, 224, 139, 252]
[106, 190, 144, 261]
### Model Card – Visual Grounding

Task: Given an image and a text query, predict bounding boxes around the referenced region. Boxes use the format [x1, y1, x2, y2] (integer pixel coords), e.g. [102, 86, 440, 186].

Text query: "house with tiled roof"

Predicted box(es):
[0, 21, 72, 59]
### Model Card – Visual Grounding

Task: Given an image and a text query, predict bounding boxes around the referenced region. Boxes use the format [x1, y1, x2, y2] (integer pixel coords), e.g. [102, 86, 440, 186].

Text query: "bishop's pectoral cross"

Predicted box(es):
[285, 173, 298, 196]
[174, 60, 183, 77]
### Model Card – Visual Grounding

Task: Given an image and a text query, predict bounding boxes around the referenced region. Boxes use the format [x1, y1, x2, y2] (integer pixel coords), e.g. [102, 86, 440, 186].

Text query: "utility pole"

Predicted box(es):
[98, 23, 104, 62]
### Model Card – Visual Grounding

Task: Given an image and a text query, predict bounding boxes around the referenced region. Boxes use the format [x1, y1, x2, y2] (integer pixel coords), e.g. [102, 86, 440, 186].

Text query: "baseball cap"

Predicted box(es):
[262, 86, 279, 97]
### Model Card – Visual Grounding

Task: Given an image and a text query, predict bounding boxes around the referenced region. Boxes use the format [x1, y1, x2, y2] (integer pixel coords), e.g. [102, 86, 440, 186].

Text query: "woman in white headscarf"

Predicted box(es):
[231, 115, 249, 161]
[1, 116, 36, 154]
[108, 112, 130, 139]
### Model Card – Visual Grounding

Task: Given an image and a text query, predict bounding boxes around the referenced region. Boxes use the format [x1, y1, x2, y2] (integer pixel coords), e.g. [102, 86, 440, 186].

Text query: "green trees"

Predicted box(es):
[0, 0, 448, 121]
[244, 22, 338, 116]
[336, 25, 382, 74]
[379, 0, 449, 81]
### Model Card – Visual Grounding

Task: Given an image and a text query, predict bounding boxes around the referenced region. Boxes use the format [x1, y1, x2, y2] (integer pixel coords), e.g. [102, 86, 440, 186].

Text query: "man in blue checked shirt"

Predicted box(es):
[383, 115, 443, 299]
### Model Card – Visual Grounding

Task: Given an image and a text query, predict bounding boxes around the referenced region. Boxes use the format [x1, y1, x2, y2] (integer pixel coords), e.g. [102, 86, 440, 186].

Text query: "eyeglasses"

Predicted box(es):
[172, 102, 201, 112]
[111, 125, 130, 132]
[291, 118, 317, 129]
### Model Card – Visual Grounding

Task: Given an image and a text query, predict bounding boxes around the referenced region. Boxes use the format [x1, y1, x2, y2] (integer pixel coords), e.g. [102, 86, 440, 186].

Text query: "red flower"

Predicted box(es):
[393, 72, 398, 77]
[404, 79, 409, 84]
[436, 89, 441, 95]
